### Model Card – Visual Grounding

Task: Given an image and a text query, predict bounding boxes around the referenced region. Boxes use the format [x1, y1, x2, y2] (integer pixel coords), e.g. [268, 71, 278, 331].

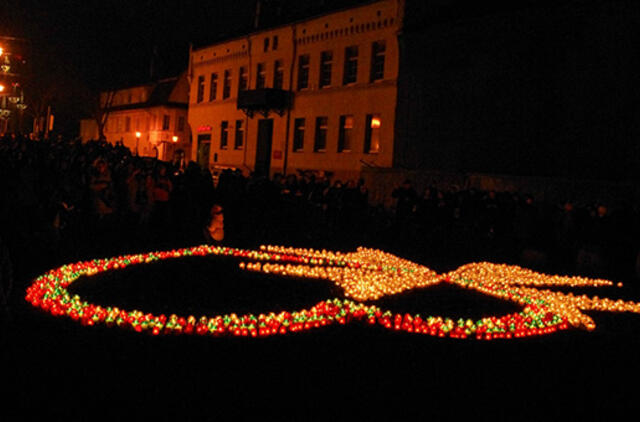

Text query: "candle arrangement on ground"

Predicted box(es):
[25, 244, 640, 340]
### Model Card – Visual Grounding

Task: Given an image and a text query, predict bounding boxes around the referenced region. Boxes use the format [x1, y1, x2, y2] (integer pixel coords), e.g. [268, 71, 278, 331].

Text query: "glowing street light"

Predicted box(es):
[0, 84, 4, 93]
[135, 131, 141, 156]
[172, 135, 178, 143]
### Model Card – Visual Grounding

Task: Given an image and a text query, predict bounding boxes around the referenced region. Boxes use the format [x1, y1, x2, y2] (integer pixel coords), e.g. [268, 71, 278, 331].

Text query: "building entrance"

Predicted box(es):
[255, 119, 273, 177]
[197, 134, 211, 170]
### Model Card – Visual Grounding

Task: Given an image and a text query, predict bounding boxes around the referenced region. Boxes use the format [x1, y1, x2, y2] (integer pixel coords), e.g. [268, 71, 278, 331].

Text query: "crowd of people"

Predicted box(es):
[1, 134, 640, 311]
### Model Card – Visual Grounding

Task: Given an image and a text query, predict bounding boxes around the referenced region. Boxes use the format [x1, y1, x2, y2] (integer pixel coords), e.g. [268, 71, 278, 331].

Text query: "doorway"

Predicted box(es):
[197, 134, 211, 170]
[255, 119, 273, 178]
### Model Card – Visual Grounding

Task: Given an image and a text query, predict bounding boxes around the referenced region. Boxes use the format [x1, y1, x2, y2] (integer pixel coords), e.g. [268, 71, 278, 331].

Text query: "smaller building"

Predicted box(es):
[80, 74, 190, 161]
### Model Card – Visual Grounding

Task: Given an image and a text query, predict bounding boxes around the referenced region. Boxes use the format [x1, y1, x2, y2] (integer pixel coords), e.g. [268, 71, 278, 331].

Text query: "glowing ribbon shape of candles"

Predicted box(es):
[25, 244, 640, 340]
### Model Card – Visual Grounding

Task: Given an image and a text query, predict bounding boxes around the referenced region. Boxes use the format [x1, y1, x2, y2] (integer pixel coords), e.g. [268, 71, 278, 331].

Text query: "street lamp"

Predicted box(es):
[135, 131, 141, 156]
[172, 135, 178, 143]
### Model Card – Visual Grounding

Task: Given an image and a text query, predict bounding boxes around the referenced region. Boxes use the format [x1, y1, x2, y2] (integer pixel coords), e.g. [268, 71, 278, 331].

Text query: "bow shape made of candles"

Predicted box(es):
[25, 244, 640, 340]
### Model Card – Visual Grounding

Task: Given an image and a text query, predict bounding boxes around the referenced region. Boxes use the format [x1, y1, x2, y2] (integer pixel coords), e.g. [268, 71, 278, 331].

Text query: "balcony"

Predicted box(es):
[237, 88, 291, 118]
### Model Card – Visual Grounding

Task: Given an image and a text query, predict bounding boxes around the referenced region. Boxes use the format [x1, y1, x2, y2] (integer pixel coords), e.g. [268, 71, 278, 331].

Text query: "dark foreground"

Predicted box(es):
[5, 250, 640, 420]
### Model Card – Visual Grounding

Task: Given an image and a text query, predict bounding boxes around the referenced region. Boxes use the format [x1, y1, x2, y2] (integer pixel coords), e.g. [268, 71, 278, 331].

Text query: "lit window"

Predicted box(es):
[370, 41, 386, 82]
[293, 118, 305, 152]
[338, 115, 354, 152]
[235, 120, 244, 149]
[364, 114, 381, 153]
[196, 75, 205, 103]
[220, 121, 229, 148]
[314, 117, 328, 152]
[209, 73, 218, 101]
[343, 46, 358, 85]
[319, 51, 333, 88]
[297, 54, 310, 90]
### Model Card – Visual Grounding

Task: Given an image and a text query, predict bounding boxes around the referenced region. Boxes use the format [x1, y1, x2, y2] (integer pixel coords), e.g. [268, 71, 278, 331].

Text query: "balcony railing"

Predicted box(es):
[237, 88, 291, 118]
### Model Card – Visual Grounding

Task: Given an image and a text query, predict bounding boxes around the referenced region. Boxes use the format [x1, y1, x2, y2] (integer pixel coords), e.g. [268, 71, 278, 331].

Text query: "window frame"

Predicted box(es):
[297, 54, 310, 90]
[338, 115, 354, 152]
[256, 62, 266, 89]
[314, 116, 328, 152]
[196, 75, 205, 103]
[293, 118, 305, 152]
[220, 121, 229, 149]
[234, 119, 244, 150]
[209, 72, 218, 101]
[370, 41, 386, 82]
[343, 46, 359, 85]
[364, 114, 381, 154]
[319, 50, 333, 88]
[222, 69, 232, 99]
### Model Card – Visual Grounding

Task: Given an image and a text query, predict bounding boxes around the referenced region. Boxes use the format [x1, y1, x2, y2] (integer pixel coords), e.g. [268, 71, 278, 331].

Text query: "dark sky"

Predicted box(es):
[2, 0, 375, 90]
[3, 0, 260, 89]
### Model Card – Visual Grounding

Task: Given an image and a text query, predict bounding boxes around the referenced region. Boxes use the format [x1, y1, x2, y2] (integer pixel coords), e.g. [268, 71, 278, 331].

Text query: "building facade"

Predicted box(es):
[80, 74, 191, 161]
[188, 0, 403, 179]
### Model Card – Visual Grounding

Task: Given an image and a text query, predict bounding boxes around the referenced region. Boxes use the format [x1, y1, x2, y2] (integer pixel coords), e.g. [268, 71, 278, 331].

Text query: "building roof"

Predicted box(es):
[106, 76, 187, 112]
[192, 0, 380, 51]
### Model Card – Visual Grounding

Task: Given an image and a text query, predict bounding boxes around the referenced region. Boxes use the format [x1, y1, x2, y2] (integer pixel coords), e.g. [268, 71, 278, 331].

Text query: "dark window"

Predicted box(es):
[343, 46, 358, 85]
[125, 116, 131, 132]
[177, 116, 185, 131]
[264, 37, 270, 52]
[273, 60, 284, 89]
[273, 35, 278, 50]
[364, 114, 381, 153]
[370, 41, 386, 82]
[209, 73, 218, 100]
[220, 121, 229, 148]
[196, 75, 205, 103]
[319, 50, 333, 88]
[239, 67, 248, 93]
[314, 117, 328, 152]
[256, 63, 266, 89]
[293, 118, 305, 152]
[338, 115, 354, 152]
[162, 115, 170, 131]
[235, 120, 244, 149]
[297, 54, 310, 90]
[223, 70, 231, 99]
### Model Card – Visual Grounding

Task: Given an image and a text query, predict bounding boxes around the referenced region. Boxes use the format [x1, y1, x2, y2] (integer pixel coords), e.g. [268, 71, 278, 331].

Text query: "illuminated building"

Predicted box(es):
[80, 74, 190, 161]
[187, 0, 402, 179]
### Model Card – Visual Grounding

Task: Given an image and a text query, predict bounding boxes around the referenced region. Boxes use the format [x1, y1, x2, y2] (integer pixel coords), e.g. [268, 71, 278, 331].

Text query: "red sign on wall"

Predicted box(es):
[272, 150, 282, 160]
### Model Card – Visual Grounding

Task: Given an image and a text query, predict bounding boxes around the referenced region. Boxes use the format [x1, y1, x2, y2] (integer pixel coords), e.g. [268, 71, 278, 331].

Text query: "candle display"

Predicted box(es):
[25, 244, 640, 340]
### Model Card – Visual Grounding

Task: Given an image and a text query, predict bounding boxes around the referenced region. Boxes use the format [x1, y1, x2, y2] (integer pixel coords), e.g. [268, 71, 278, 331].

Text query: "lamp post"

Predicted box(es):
[135, 131, 141, 156]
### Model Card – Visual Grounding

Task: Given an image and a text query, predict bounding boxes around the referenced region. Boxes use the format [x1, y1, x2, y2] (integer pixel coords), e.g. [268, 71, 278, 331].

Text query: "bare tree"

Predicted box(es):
[95, 90, 116, 140]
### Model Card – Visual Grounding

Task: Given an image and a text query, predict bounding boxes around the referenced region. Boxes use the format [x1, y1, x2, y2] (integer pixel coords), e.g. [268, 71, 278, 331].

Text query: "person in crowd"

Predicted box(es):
[151, 163, 173, 236]
[392, 179, 418, 224]
[89, 158, 116, 221]
[204, 204, 225, 243]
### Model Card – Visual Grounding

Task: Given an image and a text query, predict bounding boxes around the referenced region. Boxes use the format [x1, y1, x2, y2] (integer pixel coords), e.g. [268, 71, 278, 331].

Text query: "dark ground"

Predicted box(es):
[4, 241, 640, 420]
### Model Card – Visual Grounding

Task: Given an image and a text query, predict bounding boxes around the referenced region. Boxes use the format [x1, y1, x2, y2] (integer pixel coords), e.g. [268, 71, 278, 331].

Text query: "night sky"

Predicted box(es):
[0, 0, 374, 132]
[3, 0, 259, 89]
[2, 0, 376, 89]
